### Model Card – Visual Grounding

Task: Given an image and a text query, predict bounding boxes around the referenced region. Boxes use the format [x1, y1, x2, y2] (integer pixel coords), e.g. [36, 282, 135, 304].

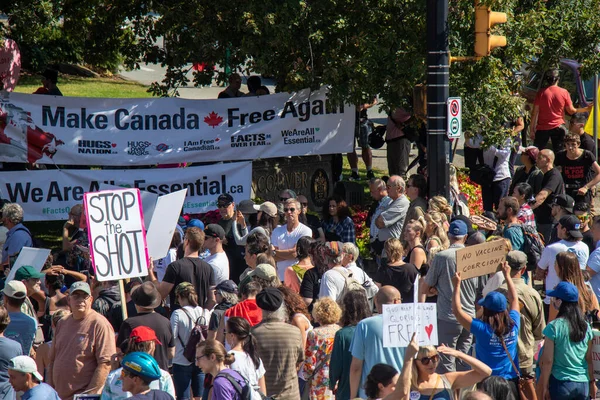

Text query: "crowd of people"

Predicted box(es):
[0, 160, 598, 400]
[0, 66, 598, 400]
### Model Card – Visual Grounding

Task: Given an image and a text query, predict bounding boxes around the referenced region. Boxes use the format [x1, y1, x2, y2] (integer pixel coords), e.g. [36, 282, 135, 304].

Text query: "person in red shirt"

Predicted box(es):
[215, 280, 263, 343]
[530, 69, 590, 153]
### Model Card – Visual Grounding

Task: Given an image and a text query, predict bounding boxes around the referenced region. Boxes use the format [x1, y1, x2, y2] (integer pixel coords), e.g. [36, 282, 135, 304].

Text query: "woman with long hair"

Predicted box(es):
[423, 211, 450, 262]
[299, 297, 342, 399]
[428, 196, 453, 221]
[375, 238, 419, 302]
[512, 182, 537, 230]
[101, 326, 176, 400]
[284, 236, 315, 293]
[452, 262, 521, 398]
[171, 282, 212, 400]
[509, 146, 543, 196]
[397, 333, 492, 399]
[278, 285, 313, 349]
[196, 340, 249, 400]
[403, 219, 427, 270]
[537, 281, 595, 400]
[329, 290, 372, 400]
[552, 251, 599, 322]
[224, 317, 267, 399]
[319, 195, 356, 243]
[300, 241, 333, 309]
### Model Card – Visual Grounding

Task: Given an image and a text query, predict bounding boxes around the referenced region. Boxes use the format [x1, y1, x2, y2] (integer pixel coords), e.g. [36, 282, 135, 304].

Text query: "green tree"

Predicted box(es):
[3, 0, 600, 146]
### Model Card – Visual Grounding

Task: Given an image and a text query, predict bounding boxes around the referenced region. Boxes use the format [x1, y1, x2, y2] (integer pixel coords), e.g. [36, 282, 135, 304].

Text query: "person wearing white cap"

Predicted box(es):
[2, 281, 37, 357]
[8, 355, 60, 399]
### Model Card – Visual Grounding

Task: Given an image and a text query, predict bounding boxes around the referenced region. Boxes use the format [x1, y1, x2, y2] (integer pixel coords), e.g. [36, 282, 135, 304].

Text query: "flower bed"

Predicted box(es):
[456, 169, 484, 215]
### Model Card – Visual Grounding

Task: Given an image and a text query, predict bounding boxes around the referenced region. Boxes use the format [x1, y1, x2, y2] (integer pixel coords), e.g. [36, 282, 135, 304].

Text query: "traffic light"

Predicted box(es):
[474, 4, 507, 57]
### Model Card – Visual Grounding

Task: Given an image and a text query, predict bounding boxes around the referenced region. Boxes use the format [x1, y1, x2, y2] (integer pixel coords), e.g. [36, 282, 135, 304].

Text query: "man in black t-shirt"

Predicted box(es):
[555, 133, 600, 205]
[116, 282, 175, 370]
[532, 149, 565, 242]
[150, 227, 216, 311]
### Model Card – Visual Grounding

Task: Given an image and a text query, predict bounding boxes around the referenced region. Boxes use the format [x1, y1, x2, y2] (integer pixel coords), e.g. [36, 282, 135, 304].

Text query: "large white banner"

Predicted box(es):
[0, 162, 252, 221]
[0, 88, 353, 166]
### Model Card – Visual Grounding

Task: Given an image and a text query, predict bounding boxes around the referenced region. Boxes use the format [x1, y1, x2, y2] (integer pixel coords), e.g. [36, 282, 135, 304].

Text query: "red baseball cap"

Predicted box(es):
[130, 326, 162, 345]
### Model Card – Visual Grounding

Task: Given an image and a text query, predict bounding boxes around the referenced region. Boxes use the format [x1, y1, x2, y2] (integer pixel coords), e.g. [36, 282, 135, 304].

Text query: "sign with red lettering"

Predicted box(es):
[456, 239, 506, 279]
[382, 303, 438, 347]
[84, 188, 149, 281]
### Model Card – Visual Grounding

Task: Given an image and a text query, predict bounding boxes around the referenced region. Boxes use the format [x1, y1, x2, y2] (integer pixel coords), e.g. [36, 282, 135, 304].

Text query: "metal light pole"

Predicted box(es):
[426, 0, 450, 199]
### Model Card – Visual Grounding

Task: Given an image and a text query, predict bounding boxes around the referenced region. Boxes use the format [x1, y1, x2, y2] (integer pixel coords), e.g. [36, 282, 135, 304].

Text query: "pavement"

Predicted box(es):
[119, 62, 467, 178]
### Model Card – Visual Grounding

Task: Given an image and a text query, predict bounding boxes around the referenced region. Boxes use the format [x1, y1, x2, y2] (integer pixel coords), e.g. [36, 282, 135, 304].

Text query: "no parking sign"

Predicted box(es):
[447, 97, 462, 138]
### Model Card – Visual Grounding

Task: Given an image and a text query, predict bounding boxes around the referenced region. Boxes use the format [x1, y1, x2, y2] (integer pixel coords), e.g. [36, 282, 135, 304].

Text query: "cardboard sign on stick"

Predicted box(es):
[456, 239, 506, 279]
[84, 188, 149, 281]
[383, 303, 438, 347]
[6, 247, 51, 282]
[146, 189, 188, 259]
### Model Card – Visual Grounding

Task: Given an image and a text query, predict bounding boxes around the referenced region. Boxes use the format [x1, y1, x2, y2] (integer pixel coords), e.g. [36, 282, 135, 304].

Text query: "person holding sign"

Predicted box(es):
[396, 333, 492, 400]
[452, 263, 521, 399]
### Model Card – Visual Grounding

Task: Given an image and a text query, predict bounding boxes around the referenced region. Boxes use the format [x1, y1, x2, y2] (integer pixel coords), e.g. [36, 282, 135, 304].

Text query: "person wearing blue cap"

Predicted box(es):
[419, 218, 483, 374]
[537, 281, 595, 400]
[452, 262, 521, 398]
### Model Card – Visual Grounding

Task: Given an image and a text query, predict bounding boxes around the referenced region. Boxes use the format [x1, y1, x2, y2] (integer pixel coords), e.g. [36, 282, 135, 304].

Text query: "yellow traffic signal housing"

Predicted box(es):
[474, 4, 507, 57]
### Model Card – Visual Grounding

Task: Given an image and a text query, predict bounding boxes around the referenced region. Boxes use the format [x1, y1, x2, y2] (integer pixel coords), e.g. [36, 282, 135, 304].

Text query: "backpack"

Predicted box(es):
[178, 307, 209, 363]
[520, 225, 545, 271]
[215, 372, 253, 400]
[331, 267, 367, 302]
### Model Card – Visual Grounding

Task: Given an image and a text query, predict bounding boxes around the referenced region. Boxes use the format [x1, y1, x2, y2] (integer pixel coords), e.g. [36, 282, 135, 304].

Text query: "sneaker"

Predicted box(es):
[349, 171, 360, 181]
[366, 170, 375, 179]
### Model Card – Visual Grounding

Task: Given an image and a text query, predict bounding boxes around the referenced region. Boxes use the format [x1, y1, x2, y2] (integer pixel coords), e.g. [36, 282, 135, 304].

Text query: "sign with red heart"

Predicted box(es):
[382, 303, 438, 347]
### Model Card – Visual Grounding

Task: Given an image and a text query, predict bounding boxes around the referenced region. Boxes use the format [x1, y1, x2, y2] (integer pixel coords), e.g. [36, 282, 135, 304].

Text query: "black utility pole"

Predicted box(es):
[426, 0, 450, 199]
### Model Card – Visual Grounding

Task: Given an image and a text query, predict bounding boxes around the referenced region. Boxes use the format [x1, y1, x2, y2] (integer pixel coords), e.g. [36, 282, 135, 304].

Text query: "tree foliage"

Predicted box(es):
[3, 0, 600, 146]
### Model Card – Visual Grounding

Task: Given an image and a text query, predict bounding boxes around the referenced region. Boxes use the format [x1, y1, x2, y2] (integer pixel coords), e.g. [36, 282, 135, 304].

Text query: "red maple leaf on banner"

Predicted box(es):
[204, 112, 223, 128]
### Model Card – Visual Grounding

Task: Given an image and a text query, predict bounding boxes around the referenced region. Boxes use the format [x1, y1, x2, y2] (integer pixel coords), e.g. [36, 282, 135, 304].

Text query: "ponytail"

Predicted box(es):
[227, 317, 261, 370]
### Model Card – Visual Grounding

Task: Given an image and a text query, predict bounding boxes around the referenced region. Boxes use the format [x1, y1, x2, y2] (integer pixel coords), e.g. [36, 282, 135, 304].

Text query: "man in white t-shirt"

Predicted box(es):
[536, 215, 589, 308]
[203, 224, 230, 285]
[271, 198, 312, 280]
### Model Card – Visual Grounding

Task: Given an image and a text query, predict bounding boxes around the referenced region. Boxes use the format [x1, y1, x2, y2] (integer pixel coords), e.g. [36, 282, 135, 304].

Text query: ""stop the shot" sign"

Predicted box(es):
[447, 97, 462, 138]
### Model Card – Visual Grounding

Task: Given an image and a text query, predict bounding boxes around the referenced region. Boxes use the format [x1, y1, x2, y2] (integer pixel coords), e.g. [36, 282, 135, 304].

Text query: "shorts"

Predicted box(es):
[355, 118, 371, 149]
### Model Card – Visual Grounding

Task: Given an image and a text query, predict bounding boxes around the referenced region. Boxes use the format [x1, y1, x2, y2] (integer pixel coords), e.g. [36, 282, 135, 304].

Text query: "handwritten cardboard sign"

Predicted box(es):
[382, 303, 438, 347]
[456, 239, 506, 279]
[84, 188, 149, 281]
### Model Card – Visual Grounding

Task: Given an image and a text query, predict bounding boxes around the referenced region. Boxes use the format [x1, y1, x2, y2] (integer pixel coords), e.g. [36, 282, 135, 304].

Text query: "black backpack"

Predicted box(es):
[178, 307, 208, 363]
[520, 225, 545, 271]
[215, 372, 252, 400]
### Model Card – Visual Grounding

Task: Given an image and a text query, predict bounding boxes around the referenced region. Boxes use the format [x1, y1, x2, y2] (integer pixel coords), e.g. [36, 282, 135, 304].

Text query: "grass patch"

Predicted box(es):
[14, 74, 152, 98]
[28, 221, 64, 252]
[341, 158, 387, 200]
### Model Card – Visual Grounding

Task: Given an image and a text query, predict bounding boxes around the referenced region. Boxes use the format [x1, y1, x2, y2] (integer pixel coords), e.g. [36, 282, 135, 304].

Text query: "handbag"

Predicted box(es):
[469, 156, 498, 187]
[500, 337, 534, 400]
[301, 354, 331, 400]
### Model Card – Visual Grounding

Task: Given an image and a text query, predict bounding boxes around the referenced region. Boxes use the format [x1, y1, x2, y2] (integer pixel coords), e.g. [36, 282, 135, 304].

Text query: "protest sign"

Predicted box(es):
[592, 331, 600, 379]
[0, 162, 252, 221]
[0, 87, 353, 165]
[456, 239, 506, 279]
[99, 183, 159, 225]
[146, 189, 188, 259]
[6, 247, 51, 282]
[382, 303, 438, 348]
[84, 188, 149, 281]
